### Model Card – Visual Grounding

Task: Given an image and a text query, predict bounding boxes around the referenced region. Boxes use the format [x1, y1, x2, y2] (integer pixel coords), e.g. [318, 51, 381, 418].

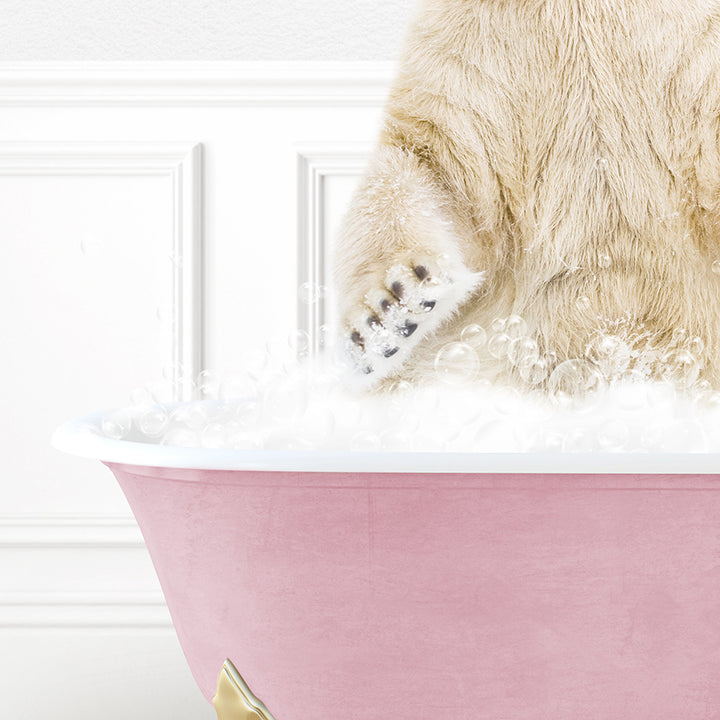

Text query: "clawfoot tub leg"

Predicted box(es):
[212, 659, 277, 720]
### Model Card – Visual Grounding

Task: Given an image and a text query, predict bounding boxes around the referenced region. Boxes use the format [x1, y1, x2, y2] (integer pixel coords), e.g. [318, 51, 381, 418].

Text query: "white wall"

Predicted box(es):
[0, 62, 392, 720]
[1, 0, 417, 61]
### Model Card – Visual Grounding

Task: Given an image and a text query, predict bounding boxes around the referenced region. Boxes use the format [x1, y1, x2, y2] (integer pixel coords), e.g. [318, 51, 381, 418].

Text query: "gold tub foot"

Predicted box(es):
[212, 659, 277, 720]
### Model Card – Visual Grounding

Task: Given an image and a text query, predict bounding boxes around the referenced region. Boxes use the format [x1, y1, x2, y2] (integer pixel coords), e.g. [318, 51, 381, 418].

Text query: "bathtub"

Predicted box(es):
[53, 411, 720, 719]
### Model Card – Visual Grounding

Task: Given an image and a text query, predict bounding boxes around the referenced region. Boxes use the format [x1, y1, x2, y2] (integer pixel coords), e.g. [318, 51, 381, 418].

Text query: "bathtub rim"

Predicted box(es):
[52, 409, 720, 474]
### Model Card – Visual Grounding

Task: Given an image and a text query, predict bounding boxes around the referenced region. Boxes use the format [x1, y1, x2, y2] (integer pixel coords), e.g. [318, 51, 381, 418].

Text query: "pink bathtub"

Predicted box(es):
[53, 413, 720, 719]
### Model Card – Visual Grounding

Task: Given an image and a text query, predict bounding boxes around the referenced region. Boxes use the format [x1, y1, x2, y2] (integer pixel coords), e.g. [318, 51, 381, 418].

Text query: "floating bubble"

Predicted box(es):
[434, 342, 479, 384]
[598, 420, 629, 452]
[201, 422, 229, 449]
[562, 427, 595, 452]
[219, 373, 257, 403]
[460, 324, 487, 349]
[548, 359, 605, 406]
[712, 260, 720, 275]
[505, 315, 528, 340]
[599, 253, 612, 268]
[160, 427, 199, 448]
[137, 404, 170, 438]
[519, 355, 550, 385]
[196, 370, 221, 400]
[508, 337, 539, 366]
[264, 376, 309, 421]
[491, 317, 506, 333]
[662, 349, 700, 388]
[298, 282, 326, 304]
[616, 370, 650, 411]
[688, 336, 705, 356]
[487, 333, 512, 360]
[585, 334, 631, 379]
[292, 329, 311, 358]
[101, 409, 132, 440]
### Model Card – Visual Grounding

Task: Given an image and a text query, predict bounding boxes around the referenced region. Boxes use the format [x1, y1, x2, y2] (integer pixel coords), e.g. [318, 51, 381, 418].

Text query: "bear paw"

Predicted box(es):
[341, 255, 485, 385]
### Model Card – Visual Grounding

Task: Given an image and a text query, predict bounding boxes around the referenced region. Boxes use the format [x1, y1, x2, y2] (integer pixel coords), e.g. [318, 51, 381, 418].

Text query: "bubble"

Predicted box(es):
[616, 370, 650, 411]
[598, 420, 629, 452]
[688, 336, 705, 356]
[434, 342, 479, 384]
[146, 378, 175, 404]
[264, 376, 309, 421]
[487, 333, 512, 359]
[712, 260, 720, 275]
[585, 334, 631, 379]
[101, 409, 133, 440]
[171, 402, 211, 431]
[201, 422, 229, 449]
[137, 404, 170, 438]
[219, 373, 257, 402]
[318, 324, 336, 350]
[662, 349, 700, 388]
[508, 337, 539, 366]
[160, 427, 199, 448]
[505, 315, 528, 339]
[232, 398, 263, 429]
[491, 317, 506, 333]
[547, 359, 605, 406]
[129, 386, 153, 407]
[350, 431, 382, 452]
[562, 427, 595, 452]
[292, 329, 311, 358]
[518, 355, 550, 385]
[298, 282, 326, 304]
[196, 370, 221, 400]
[460, 324, 487, 349]
[599, 253, 612, 268]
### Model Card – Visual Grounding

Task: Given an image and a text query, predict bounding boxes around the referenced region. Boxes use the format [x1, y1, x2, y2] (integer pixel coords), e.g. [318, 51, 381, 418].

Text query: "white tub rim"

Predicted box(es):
[51, 409, 720, 474]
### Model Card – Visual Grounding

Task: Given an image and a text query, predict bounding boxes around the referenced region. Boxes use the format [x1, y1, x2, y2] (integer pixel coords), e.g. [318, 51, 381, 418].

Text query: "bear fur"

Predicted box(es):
[333, 0, 720, 391]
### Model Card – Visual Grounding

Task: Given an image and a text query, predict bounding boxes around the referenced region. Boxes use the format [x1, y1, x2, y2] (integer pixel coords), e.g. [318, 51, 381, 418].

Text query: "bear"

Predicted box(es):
[333, 0, 720, 394]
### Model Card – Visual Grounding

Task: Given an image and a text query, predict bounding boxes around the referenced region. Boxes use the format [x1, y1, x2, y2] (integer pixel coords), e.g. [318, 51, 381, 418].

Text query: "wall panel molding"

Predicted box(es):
[0, 141, 203, 400]
[0, 516, 170, 628]
[296, 145, 370, 356]
[0, 61, 394, 107]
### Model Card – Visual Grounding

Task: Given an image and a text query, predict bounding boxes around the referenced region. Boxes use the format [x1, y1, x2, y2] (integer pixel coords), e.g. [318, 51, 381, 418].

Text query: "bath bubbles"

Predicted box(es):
[548, 359, 605, 407]
[487, 332, 512, 360]
[161, 427, 199, 448]
[585, 334, 631, 379]
[298, 282, 327, 305]
[264, 376, 309, 421]
[491, 317, 506, 333]
[137, 404, 170, 438]
[434, 342, 479, 384]
[505, 315, 528, 340]
[219, 373, 257, 403]
[460, 324, 487, 349]
[101, 408, 133, 440]
[292, 329, 311, 359]
[662, 349, 700, 388]
[518, 355, 550, 386]
[508, 337, 539, 367]
[597, 420, 630, 452]
[196, 370, 221, 400]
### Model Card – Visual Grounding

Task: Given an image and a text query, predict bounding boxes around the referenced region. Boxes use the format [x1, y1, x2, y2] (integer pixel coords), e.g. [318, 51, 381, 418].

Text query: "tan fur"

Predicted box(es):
[333, 0, 720, 390]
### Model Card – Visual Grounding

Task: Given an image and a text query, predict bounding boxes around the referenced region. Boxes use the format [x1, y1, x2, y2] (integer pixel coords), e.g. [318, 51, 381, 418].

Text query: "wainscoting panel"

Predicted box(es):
[0, 62, 390, 720]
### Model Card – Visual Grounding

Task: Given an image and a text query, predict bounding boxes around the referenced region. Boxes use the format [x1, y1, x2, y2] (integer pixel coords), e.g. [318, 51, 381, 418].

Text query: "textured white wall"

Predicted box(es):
[2, 0, 417, 60]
